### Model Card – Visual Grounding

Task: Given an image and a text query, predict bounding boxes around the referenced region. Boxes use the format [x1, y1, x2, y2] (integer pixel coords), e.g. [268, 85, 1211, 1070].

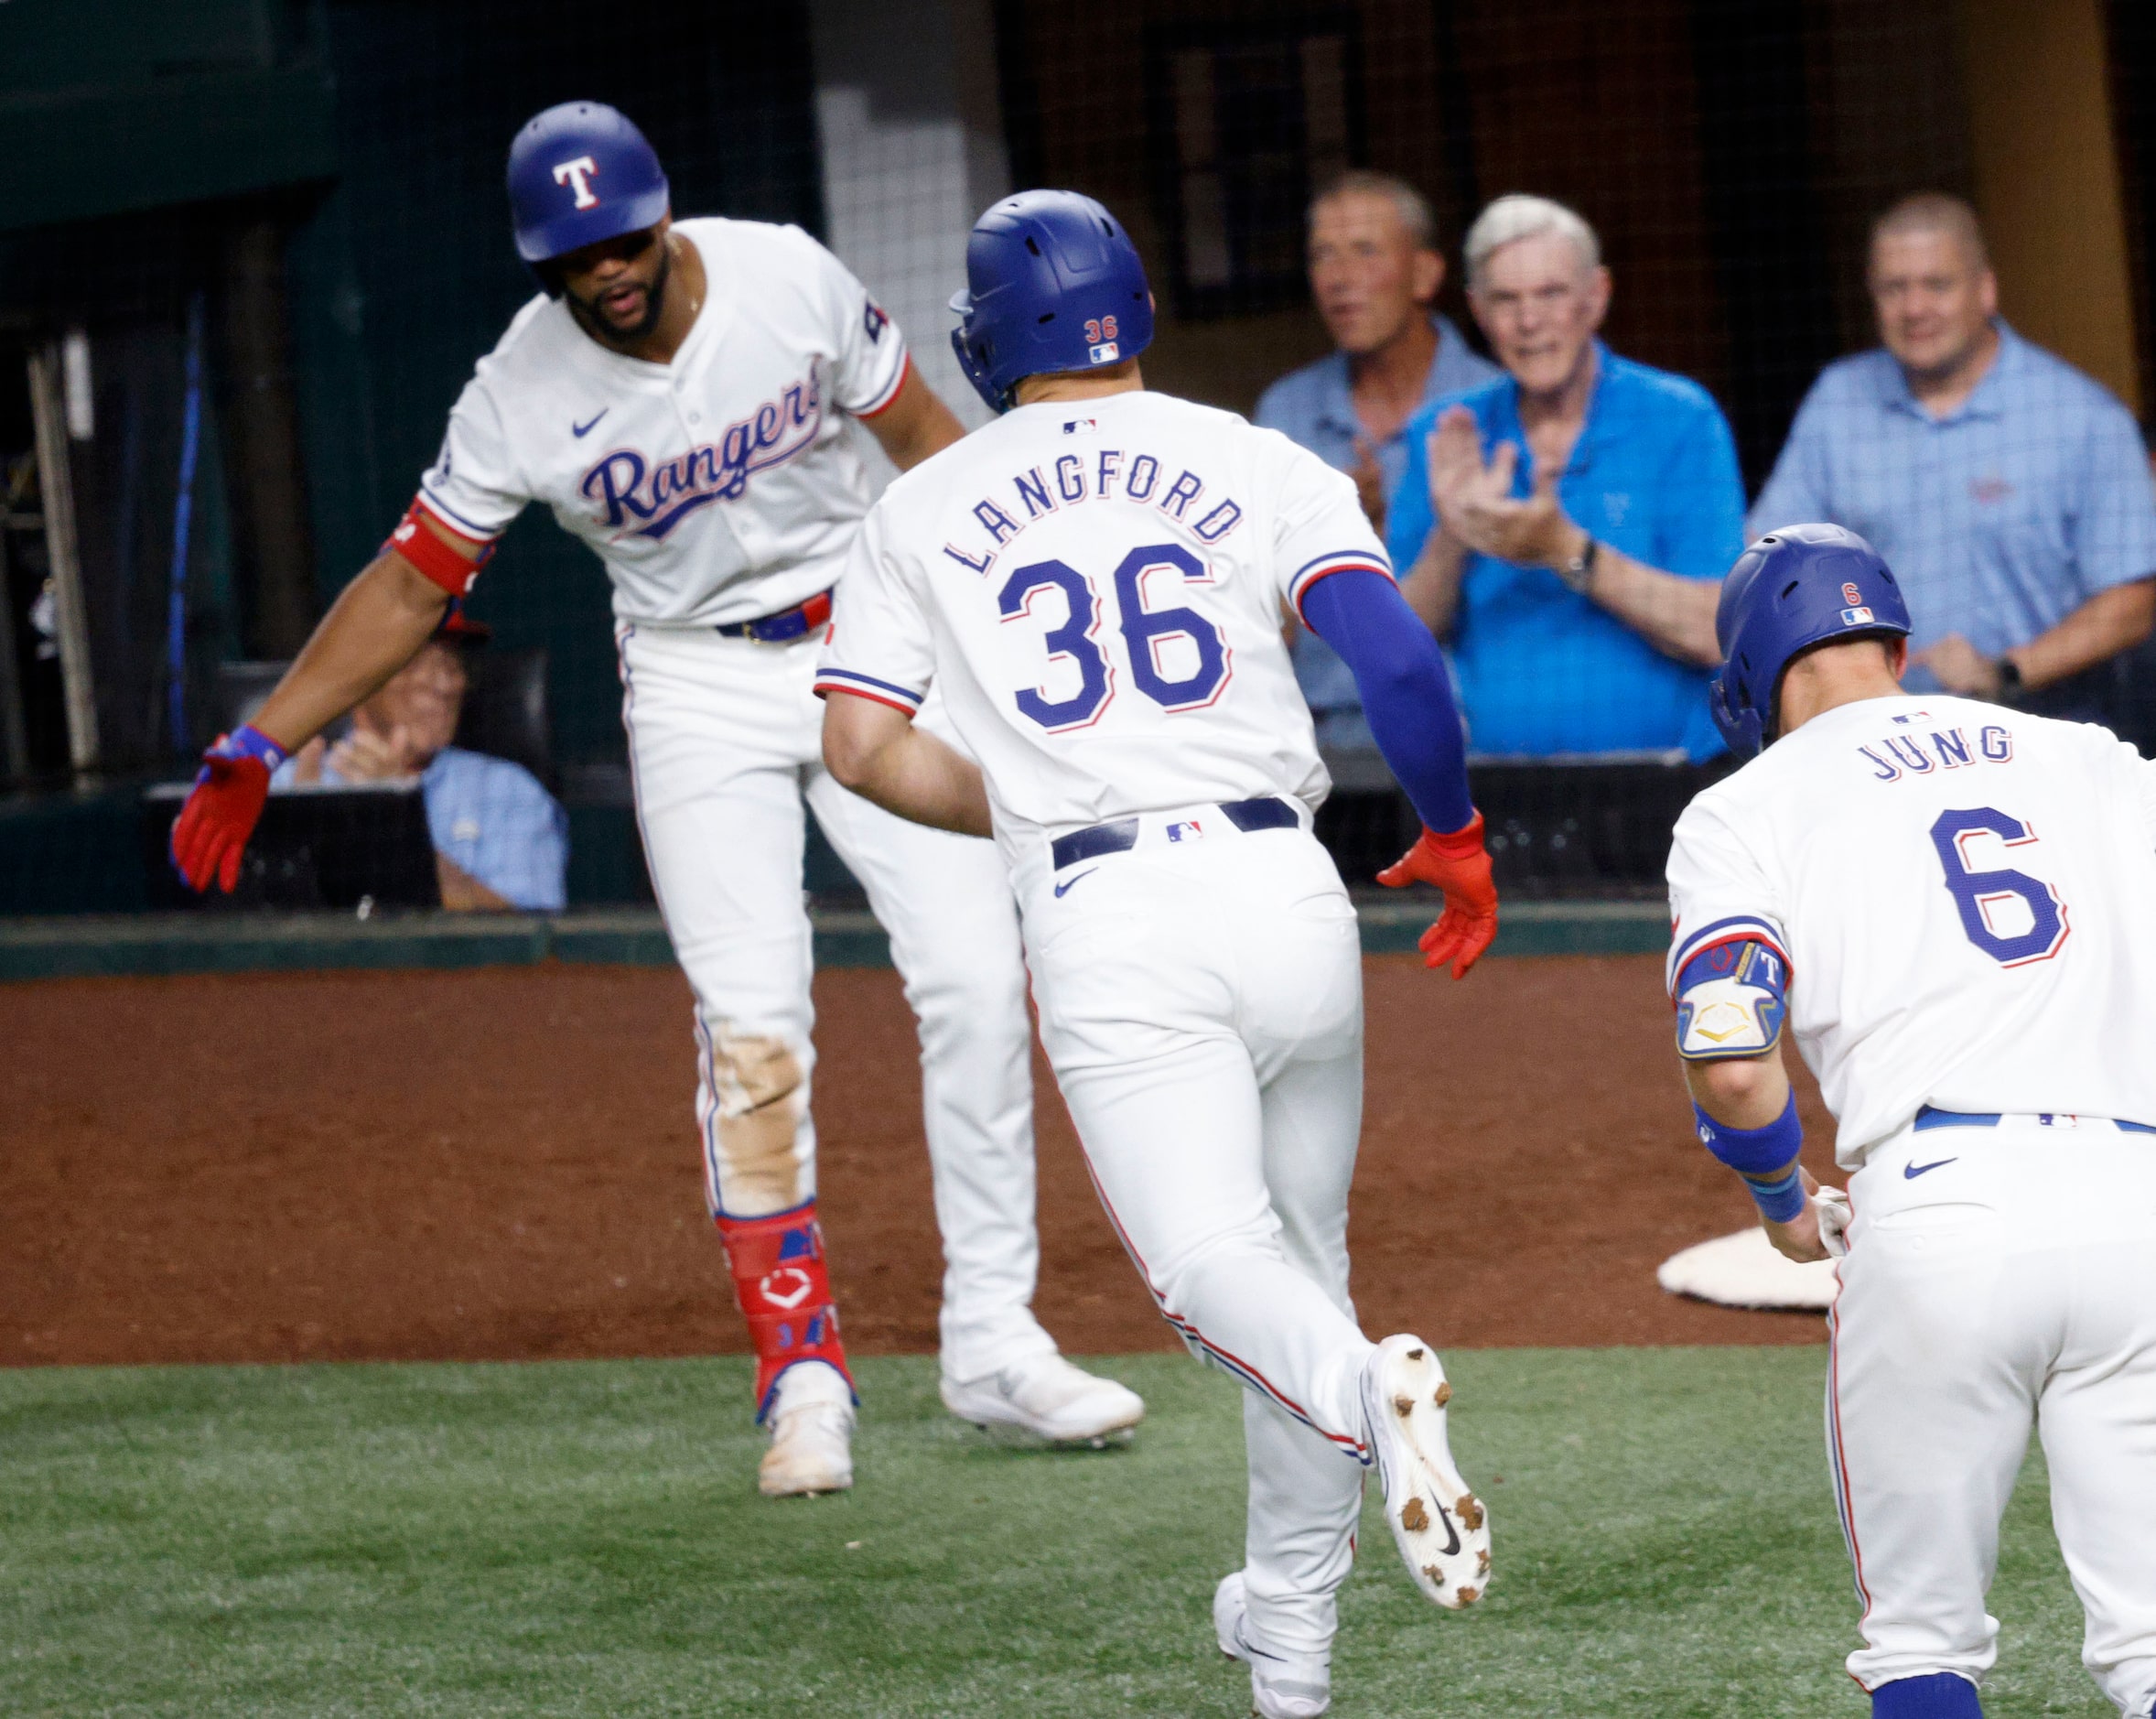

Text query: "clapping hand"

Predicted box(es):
[328, 723, 423, 783]
[1427, 405, 1581, 569]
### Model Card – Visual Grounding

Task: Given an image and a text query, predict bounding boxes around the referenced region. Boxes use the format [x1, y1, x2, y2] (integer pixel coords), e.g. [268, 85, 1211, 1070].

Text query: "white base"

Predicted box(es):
[1657, 1226, 1839, 1311]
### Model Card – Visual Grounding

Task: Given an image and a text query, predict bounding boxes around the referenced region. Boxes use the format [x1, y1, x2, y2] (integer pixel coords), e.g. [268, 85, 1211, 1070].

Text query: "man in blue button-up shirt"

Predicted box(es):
[1752, 193, 2156, 719]
[1256, 172, 1500, 756]
[277, 636, 568, 911]
[1386, 196, 1742, 761]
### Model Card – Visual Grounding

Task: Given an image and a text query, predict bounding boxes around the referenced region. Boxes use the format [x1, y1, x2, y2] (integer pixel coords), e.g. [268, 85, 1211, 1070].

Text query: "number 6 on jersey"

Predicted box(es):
[1929, 805, 2071, 967]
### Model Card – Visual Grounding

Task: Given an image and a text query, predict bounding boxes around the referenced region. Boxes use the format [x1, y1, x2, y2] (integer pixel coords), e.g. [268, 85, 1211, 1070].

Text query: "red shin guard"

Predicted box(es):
[714, 1202, 855, 1422]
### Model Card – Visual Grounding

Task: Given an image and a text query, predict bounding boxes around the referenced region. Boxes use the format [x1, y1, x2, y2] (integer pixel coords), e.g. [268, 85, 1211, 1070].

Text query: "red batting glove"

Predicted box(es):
[169, 725, 287, 893]
[1375, 810, 1500, 979]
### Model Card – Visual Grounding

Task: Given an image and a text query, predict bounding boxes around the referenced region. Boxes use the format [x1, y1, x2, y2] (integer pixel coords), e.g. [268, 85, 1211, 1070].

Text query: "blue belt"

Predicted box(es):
[1914, 1103, 2156, 1136]
[1049, 795, 1299, 871]
[714, 588, 833, 643]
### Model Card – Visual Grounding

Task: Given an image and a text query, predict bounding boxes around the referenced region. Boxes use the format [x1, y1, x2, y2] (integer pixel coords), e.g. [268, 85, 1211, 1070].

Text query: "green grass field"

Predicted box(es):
[0, 1349, 2104, 1717]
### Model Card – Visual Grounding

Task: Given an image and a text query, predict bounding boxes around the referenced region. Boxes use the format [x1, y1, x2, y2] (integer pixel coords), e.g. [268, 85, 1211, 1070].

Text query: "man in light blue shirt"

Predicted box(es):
[1386, 196, 1742, 761]
[1255, 171, 1500, 757]
[1752, 193, 2156, 719]
[276, 635, 567, 911]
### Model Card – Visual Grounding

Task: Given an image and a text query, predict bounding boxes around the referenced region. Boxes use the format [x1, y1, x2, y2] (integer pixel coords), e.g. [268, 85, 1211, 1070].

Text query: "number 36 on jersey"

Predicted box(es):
[997, 541, 1232, 731]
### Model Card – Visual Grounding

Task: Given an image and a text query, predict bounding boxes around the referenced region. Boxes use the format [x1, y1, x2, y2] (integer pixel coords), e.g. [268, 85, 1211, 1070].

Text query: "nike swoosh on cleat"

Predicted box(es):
[1904, 1157, 1957, 1179]
[1052, 868, 1098, 898]
[572, 410, 609, 438]
[1430, 1503, 1462, 1558]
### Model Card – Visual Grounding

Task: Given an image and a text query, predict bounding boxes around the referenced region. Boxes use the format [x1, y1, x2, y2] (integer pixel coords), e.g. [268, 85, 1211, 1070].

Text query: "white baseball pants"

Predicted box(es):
[1018, 814, 1374, 1660]
[1830, 1115, 2156, 1715]
[617, 622, 1054, 1382]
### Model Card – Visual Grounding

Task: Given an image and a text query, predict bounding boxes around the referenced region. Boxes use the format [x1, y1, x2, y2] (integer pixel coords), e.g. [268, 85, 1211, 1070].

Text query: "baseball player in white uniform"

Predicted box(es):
[1668, 524, 2156, 1719]
[169, 103, 1143, 1498]
[817, 189, 1504, 1719]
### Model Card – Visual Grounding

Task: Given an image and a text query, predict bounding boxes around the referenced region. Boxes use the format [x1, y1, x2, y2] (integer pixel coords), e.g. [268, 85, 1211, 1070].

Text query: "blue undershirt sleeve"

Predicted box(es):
[1299, 568, 1474, 834]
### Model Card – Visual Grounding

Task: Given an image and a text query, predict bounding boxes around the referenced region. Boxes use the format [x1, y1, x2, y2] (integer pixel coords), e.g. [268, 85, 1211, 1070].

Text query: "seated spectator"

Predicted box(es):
[1256, 170, 1500, 756]
[277, 628, 567, 912]
[1388, 195, 1741, 761]
[1751, 192, 2156, 719]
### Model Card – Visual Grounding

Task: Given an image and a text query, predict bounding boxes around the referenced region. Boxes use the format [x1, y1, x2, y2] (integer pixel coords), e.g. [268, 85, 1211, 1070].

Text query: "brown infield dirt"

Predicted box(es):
[0, 953, 1834, 1370]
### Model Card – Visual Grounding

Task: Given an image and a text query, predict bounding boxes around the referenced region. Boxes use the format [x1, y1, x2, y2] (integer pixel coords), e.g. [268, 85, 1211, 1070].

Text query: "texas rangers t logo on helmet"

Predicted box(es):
[553, 156, 601, 209]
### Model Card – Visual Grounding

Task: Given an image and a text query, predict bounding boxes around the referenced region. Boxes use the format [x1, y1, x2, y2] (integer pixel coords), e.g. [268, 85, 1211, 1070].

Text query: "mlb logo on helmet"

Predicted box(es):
[1089, 341, 1119, 363]
[1841, 606, 1876, 625]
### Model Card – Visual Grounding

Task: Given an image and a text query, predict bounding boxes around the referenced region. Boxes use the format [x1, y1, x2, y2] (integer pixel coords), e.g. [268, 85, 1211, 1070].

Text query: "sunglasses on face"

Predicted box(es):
[561, 228, 659, 275]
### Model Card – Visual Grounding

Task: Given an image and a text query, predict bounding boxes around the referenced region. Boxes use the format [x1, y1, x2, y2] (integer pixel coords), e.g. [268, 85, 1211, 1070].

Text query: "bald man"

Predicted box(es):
[1752, 193, 2156, 722]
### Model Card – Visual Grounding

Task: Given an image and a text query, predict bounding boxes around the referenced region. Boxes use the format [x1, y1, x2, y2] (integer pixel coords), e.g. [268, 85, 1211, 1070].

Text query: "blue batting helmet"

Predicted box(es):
[1709, 524, 1912, 757]
[507, 102, 670, 265]
[950, 190, 1154, 413]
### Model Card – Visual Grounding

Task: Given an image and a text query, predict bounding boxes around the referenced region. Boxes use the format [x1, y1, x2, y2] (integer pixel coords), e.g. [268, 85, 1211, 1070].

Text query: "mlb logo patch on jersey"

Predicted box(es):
[1841, 606, 1875, 626]
[1167, 819, 1204, 843]
[1062, 417, 1097, 436]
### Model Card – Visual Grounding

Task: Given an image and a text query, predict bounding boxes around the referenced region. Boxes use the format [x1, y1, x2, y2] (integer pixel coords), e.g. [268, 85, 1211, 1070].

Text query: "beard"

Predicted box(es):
[570, 235, 672, 343]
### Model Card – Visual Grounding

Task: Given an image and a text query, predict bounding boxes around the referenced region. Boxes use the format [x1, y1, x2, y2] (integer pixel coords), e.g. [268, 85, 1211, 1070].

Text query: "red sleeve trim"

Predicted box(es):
[1289, 559, 1394, 627]
[814, 679, 919, 717]
[854, 353, 913, 420]
[384, 499, 493, 596]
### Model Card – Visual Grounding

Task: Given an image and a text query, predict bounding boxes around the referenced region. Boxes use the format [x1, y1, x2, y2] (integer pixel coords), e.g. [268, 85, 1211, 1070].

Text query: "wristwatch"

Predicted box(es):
[1994, 655, 2025, 705]
[1556, 535, 1600, 595]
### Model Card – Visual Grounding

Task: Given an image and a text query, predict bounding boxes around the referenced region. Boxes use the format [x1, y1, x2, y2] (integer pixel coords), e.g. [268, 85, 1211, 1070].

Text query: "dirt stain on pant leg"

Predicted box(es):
[708, 1029, 808, 1213]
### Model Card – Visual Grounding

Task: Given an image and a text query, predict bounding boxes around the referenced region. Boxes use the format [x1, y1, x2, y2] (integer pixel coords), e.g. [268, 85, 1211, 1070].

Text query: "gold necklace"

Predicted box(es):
[670, 232, 705, 321]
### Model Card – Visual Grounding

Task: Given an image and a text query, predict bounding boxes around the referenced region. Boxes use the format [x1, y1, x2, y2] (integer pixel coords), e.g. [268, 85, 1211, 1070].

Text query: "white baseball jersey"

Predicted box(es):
[417, 217, 910, 627]
[814, 390, 1388, 852]
[1667, 693, 2156, 1164]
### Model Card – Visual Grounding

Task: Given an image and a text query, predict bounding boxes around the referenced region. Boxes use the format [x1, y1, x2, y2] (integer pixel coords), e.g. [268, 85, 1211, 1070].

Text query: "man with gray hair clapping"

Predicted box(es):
[1387, 194, 1744, 760]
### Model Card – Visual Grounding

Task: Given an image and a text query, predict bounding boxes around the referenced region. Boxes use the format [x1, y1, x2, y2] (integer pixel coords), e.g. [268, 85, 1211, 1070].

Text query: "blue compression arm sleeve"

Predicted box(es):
[1299, 569, 1474, 833]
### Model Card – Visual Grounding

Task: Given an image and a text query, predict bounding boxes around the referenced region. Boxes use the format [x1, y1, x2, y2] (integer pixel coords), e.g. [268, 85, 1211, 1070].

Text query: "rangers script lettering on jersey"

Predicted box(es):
[815, 391, 1389, 864]
[416, 218, 908, 626]
[1667, 693, 2156, 1164]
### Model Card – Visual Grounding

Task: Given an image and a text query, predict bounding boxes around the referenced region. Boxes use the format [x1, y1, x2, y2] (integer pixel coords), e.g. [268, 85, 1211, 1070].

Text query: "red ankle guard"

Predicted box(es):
[714, 1202, 855, 1422]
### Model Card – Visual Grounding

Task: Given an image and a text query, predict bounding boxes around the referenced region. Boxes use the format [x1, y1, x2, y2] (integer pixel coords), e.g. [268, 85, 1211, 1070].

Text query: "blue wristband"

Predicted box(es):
[1691, 1091, 1802, 1177]
[1739, 1165, 1807, 1224]
[205, 723, 289, 773]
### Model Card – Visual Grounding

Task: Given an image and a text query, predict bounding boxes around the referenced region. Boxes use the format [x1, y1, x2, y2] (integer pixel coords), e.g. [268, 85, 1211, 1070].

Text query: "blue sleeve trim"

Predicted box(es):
[1667, 914, 1787, 991]
[814, 666, 926, 708]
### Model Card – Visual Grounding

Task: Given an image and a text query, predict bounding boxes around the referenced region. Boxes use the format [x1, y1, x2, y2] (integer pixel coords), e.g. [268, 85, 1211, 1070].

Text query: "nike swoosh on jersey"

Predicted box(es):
[572, 410, 609, 438]
[1903, 1157, 1957, 1179]
[1052, 868, 1099, 898]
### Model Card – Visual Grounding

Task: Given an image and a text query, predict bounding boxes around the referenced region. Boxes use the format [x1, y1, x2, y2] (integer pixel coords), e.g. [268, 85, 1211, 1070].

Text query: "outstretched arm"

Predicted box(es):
[249, 529, 472, 751]
[1299, 568, 1497, 978]
[169, 513, 480, 893]
[821, 689, 993, 838]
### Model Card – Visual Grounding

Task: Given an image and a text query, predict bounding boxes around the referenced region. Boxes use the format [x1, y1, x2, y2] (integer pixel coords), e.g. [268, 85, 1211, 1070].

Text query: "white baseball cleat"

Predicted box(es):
[759, 1365, 855, 1497]
[1213, 1571, 1331, 1717]
[1360, 1334, 1491, 1609]
[940, 1354, 1146, 1446]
